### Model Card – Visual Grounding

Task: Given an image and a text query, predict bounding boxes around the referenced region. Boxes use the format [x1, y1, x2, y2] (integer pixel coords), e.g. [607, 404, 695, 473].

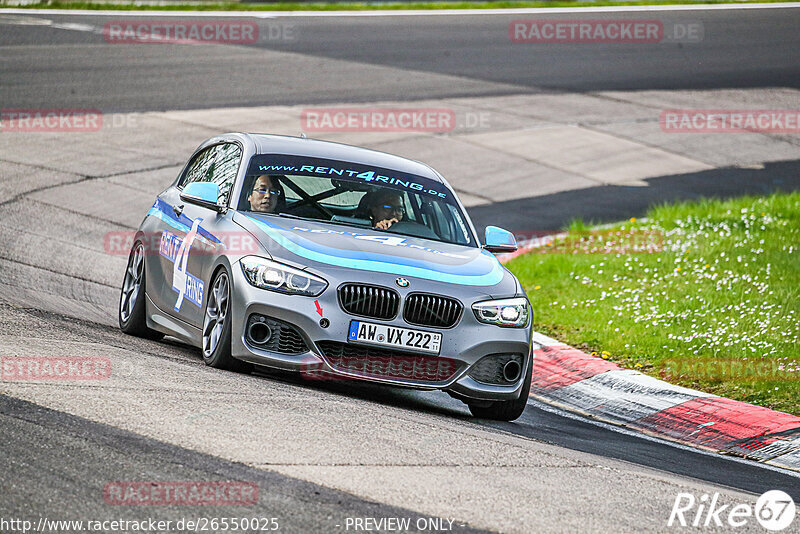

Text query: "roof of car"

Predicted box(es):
[243, 133, 444, 183]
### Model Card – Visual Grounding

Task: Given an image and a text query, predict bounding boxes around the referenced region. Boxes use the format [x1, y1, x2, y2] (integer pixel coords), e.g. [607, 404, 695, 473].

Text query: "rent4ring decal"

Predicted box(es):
[257, 164, 447, 199]
[159, 231, 183, 262]
[248, 154, 451, 201]
[159, 221, 205, 310]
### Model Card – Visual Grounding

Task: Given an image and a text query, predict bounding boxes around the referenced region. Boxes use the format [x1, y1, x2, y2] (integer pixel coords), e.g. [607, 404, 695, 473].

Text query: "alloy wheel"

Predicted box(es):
[203, 273, 230, 358]
[120, 243, 144, 323]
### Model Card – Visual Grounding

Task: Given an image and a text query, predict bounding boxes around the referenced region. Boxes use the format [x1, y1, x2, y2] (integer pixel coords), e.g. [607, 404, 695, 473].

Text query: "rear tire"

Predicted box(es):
[202, 269, 252, 374]
[468, 356, 532, 421]
[119, 241, 164, 341]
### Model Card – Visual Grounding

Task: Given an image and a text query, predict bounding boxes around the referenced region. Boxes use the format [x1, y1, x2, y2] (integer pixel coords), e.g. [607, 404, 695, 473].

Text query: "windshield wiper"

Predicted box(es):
[321, 218, 372, 232]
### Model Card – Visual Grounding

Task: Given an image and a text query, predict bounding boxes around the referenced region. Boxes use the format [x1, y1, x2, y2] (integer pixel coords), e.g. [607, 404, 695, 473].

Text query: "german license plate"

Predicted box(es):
[348, 320, 441, 355]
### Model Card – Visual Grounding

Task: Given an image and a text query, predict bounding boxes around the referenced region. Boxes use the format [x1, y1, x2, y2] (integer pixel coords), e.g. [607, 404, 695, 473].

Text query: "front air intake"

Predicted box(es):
[469, 353, 524, 385]
[246, 315, 309, 355]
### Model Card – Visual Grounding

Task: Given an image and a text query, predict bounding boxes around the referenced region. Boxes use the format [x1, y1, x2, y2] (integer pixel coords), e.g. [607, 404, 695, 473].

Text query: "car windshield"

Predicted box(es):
[237, 154, 476, 247]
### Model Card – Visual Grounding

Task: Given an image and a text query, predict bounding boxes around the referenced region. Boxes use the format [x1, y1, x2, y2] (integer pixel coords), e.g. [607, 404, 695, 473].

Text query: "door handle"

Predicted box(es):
[173, 204, 184, 216]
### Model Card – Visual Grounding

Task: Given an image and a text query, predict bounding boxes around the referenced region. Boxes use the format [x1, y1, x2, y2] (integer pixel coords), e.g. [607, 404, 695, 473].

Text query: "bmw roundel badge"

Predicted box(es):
[395, 278, 410, 288]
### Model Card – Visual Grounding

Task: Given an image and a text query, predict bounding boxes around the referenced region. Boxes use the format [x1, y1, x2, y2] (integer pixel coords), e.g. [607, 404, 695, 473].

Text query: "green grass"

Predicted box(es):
[507, 192, 800, 415]
[2, 0, 794, 11]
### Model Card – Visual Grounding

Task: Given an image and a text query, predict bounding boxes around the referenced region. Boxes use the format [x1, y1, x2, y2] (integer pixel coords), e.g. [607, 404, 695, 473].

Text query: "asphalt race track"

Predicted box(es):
[0, 8, 799, 111]
[1, 6, 799, 533]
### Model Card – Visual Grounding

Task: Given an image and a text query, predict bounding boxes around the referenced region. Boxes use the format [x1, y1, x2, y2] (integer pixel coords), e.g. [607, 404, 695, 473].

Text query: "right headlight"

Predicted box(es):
[472, 297, 530, 328]
[240, 256, 327, 297]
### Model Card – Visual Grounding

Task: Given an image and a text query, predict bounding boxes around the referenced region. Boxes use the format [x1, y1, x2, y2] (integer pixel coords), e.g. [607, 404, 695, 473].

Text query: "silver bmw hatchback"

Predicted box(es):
[119, 133, 533, 421]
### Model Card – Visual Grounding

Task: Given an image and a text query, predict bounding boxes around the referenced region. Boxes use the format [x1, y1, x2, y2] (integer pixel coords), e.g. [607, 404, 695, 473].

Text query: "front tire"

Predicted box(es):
[202, 269, 252, 373]
[119, 241, 164, 340]
[468, 357, 532, 421]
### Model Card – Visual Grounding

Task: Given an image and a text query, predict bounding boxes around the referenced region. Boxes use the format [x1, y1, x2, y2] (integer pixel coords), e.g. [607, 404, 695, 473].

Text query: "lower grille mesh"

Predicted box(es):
[316, 341, 462, 383]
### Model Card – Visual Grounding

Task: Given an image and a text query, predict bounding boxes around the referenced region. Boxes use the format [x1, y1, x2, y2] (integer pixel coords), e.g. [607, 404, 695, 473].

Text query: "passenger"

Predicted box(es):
[368, 191, 405, 230]
[247, 175, 285, 213]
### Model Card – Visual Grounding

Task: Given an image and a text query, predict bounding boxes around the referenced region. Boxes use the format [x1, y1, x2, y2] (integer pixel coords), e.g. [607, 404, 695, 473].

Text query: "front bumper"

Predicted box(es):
[229, 262, 532, 401]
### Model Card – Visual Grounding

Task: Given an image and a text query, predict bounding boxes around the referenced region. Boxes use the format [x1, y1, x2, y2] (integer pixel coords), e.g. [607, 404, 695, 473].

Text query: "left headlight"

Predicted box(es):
[472, 297, 530, 328]
[240, 256, 328, 297]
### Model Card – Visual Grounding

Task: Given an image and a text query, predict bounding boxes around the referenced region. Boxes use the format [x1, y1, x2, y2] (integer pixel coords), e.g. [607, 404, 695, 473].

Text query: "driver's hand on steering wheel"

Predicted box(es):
[374, 218, 399, 230]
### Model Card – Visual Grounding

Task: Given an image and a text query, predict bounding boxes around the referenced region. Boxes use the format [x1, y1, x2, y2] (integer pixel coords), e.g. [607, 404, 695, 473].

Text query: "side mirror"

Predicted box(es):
[180, 182, 225, 213]
[483, 226, 518, 253]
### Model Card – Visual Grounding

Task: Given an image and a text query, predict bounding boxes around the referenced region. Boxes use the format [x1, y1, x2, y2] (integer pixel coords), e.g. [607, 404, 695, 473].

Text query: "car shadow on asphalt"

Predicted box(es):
[253, 364, 800, 502]
[467, 158, 800, 236]
[252, 366, 474, 419]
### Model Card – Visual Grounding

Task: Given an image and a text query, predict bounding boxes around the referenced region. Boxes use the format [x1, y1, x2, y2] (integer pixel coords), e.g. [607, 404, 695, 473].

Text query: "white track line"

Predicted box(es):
[1, 3, 799, 18]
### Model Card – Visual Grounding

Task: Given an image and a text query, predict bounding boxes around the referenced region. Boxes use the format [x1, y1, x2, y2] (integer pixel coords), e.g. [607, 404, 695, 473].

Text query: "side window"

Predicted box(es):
[180, 143, 242, 205]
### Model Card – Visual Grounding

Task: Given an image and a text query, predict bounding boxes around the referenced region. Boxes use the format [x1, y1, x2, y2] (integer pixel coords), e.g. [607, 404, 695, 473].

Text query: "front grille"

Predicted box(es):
[403, 293, 463, 328]
[469, 353, 524, 385]
[246, 315, 309, 354]
[338, 284, 399, 320]
[316, 341, 462, 383]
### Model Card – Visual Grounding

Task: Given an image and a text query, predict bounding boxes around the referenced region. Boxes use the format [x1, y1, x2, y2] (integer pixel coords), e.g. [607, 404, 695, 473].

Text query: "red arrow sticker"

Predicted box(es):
[314, 300, 323, 317]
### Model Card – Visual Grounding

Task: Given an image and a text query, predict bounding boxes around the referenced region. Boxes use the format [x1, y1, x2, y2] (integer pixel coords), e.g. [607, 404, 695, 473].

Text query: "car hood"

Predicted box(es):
[233, 212, 508, 288]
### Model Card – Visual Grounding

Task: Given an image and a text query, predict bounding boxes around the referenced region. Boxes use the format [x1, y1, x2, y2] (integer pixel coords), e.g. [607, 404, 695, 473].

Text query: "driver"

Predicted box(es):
[247, 175, 285, 213]
[368, 191, 405, 230]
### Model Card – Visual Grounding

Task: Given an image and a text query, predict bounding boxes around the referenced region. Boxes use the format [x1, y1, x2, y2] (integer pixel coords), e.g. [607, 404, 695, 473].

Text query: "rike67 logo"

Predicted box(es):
[669, 490, 795, 531]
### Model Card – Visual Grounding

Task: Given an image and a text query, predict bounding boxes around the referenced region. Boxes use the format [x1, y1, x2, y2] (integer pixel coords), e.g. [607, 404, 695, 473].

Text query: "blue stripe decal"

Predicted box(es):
[147, 206, 190, 233]
[147, 199, 222, 245]
[248, 215, 488, 273]
[245, 215, 504, 286]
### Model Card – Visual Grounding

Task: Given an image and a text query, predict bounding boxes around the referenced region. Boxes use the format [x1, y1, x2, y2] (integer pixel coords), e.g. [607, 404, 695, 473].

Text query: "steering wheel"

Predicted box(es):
[284, 196, 335, 219]
[378, 220, 439, 240]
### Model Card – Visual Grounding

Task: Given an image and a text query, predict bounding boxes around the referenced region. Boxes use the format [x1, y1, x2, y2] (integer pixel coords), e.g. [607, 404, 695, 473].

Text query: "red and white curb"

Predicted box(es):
[528, 332, 800, 472]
